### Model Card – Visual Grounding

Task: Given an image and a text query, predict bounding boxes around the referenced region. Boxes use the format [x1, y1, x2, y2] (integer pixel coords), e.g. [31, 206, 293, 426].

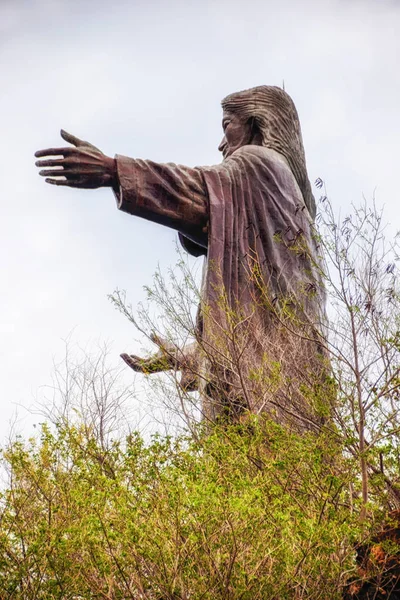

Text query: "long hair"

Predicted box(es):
[222, 86, 316, 219]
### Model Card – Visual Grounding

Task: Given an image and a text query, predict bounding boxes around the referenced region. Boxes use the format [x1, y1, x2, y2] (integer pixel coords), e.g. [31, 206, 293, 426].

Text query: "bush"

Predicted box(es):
[0, 418, 359, 599]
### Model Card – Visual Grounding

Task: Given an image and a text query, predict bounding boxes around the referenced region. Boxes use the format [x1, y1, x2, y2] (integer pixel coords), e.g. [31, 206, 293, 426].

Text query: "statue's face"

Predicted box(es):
[218, 110, 253, 159]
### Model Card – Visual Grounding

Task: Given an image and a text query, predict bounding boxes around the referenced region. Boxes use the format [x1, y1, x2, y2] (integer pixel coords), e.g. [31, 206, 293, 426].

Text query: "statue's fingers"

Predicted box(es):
[39, 168, 65, 177]
[120, 353, 145, 372]
[45, 177, 87, 188]
[35, 147, 73, 158]
[60, 129, 87, 147]
[150, 332, 164, 347]
[61, 129, 102, 152]
[36, 156, 97, 169]
[120, 353, 142, 364]
[45, 177, 68, 186]
[35, 158, 64, 168]
[150, 332, 175, 352]
[41, 168, 90, 178]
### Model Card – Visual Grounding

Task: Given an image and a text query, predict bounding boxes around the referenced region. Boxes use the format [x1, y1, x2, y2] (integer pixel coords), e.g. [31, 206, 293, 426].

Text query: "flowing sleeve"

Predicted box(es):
[113, 155, 208, 248]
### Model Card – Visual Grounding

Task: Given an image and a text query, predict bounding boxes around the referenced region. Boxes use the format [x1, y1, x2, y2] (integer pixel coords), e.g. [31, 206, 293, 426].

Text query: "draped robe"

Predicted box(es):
[114, 145, 327, 431]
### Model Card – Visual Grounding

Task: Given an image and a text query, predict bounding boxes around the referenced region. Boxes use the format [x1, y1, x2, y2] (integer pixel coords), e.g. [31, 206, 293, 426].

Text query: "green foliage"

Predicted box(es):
[0, 418, 361, 599]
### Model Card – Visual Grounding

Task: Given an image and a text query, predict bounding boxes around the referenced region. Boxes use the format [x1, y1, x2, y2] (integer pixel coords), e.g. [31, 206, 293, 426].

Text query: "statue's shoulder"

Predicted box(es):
[229, 145, 306, 210]
[231, 145, 289, 170]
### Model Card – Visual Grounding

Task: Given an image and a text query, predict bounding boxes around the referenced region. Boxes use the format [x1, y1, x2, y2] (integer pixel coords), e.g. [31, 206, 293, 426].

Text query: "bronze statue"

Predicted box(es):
[35, 86, 327, 431]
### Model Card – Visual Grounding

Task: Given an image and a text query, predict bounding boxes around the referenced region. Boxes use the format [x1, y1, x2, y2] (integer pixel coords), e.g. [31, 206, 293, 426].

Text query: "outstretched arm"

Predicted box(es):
[35, 130, 209, 244]
[113, 155, 208, 243]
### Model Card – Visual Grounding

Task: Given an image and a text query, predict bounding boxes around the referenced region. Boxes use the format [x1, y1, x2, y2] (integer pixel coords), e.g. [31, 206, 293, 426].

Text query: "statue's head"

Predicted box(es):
[219, 85, 315, 219]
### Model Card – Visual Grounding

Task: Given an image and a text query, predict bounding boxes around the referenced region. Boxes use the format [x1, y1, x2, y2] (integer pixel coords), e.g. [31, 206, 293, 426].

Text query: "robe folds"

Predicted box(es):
[114, 145, 328, 432]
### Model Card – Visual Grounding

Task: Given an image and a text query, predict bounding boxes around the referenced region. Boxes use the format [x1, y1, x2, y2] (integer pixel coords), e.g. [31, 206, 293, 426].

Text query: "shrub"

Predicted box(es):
[0, 418, 359, 599]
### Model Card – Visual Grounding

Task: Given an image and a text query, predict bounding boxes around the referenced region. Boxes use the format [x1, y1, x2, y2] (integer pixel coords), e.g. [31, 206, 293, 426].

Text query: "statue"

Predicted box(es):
[35, 86, 328, 432]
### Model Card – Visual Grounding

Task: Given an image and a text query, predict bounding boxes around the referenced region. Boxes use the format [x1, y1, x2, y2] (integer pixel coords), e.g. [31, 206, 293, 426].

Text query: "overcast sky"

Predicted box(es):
[1, 0, 400, 441]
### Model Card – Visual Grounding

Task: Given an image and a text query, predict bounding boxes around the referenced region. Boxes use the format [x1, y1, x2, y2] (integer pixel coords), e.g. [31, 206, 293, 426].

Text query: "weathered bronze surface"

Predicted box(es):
[35, 86, 327, 431]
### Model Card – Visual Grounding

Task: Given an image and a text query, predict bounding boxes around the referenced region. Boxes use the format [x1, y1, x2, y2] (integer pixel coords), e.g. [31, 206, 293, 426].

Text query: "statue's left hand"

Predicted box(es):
[35, 129, 116, 189]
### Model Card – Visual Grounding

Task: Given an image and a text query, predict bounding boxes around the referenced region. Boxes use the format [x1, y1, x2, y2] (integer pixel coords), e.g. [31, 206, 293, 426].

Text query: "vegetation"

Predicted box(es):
[1, 192, 400, 598]
[1, 419, 359, 599]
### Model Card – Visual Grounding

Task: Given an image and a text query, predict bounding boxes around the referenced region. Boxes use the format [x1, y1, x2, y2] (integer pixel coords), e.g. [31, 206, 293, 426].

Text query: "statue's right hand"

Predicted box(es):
[35, 129, 116, 189]
[120, 334, 179, 374]
[120, 353, 172, 374]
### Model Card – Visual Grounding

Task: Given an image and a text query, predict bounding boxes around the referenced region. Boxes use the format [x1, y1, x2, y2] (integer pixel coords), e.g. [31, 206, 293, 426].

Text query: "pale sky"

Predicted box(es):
[1, 0, 400, 441]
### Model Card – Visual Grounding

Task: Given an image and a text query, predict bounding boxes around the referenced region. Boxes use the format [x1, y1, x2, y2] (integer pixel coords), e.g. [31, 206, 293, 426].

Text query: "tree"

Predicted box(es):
[315, 183, 400, 517]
